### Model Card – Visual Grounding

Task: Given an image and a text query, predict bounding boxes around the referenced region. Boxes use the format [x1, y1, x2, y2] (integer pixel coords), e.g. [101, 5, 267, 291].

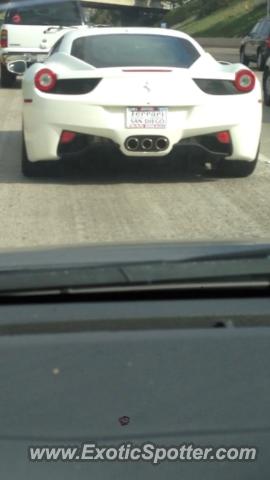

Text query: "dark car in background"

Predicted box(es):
[263, 55, 270, 105]
[240, 16, 270, 70]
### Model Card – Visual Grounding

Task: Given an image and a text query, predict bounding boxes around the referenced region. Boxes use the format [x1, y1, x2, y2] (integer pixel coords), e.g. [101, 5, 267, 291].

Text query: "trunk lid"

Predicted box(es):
[49, 57, 236, 107]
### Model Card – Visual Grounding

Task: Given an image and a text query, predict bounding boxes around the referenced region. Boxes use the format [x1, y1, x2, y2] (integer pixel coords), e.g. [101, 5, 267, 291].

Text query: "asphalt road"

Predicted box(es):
[0, 47, 269, 249]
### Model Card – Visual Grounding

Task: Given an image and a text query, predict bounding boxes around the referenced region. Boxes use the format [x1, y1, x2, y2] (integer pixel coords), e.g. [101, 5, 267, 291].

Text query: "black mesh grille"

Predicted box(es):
[197, 134, 232, 155]
[57, 134, 89, 156]
[179, 133, 232, 156]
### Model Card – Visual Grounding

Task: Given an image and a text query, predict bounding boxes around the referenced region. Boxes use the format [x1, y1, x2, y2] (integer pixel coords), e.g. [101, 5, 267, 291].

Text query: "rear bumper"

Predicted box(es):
[56, 132, 233, 160]
[22, 90, 262, 163]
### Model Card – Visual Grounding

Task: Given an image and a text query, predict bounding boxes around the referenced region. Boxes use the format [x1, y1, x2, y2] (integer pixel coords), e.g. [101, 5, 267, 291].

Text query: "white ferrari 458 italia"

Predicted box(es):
[8, 27, 262, 177]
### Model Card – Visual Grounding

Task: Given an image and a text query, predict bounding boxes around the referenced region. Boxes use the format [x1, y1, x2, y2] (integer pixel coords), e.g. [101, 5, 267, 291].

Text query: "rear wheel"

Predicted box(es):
[240, 48, 249, 66]
[215, 159, 257, 178]
[214, 148, 259, 178]
[256, 50, 265, 71]
[263, 68, 270, 106]
[0, 64, 16, 88]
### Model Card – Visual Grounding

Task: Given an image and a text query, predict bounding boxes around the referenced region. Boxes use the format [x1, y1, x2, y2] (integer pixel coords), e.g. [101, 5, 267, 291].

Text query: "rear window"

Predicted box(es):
[71, 34, 200, 68]
[4, 1, 82, 26]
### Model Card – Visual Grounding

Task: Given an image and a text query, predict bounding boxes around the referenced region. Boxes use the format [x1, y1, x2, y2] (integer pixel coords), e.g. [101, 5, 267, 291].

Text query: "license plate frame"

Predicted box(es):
[126, 107, 168, 129]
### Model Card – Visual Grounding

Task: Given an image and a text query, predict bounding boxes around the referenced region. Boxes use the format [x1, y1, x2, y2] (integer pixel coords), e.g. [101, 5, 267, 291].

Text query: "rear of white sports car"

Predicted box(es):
[21, 28, 262, 177]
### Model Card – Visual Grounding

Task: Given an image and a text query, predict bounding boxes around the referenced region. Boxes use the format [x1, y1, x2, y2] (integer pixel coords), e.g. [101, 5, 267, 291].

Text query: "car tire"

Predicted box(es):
[256, 50, 265, 71]
[22, 135, 60, 177]
[263, 68, 270, 106]
[240, 48, 249, 66]
[215, 147, 259, 178]
[0, 64, 16, 88]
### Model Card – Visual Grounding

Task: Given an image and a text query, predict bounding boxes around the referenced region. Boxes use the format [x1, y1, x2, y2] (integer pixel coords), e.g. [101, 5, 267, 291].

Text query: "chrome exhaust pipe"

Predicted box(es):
[141, 137, 153, 151]
[125, 137, 139, 151]
[155, 137, 169, 151]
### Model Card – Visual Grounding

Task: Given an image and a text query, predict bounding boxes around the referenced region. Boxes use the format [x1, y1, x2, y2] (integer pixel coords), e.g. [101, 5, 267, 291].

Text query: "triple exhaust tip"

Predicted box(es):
[125, 136, 169, 152]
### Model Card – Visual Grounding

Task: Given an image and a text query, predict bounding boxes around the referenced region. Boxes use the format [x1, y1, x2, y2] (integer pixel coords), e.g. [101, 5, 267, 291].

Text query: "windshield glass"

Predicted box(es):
[5, 1, 82, 26]
[71, 34, 200, 68]
[0, 0, 270, 476]
[0, 0, 268, 263]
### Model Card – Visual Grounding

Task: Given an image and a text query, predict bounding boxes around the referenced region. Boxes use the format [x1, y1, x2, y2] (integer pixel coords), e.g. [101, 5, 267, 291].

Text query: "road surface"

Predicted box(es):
[0, 47, 269, 249]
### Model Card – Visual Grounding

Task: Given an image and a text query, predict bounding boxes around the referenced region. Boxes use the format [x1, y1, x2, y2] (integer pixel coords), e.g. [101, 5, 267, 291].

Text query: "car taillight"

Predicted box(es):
[234, 69, 255, 93]
[0, 29, 8, 48]
[34, 68, 57, 92]
[266, 37, 270, 48]
[216, 131, 231, 144]
[60, 131, 76, 144]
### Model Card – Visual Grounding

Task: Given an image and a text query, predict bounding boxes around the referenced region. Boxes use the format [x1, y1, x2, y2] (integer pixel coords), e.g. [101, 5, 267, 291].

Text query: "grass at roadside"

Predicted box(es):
[166, 1, 267, 37]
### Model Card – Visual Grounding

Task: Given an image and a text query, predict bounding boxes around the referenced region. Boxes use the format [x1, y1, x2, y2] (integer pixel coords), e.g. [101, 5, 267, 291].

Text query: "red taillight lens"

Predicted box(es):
[34, 68, 57, 92]
[234, 69, 255, 93]
[60, 131, 76, 144]
[0, 29, 8, 48]
[216, 131, 231, 144]
[266, 37, 270, 48]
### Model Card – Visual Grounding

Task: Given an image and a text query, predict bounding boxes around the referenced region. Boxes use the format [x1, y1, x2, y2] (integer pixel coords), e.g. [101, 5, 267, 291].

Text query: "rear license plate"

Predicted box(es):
[126, 107, 168, 129]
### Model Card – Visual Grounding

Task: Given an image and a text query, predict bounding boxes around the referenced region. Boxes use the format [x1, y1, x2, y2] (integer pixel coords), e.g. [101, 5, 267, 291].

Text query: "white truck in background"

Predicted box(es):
[0, 0, 86, 87]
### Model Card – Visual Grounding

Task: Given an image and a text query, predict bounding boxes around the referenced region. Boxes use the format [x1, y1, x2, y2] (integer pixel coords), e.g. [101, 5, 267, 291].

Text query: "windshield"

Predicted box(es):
[0, 0, 268, 254]
[4, 1, 82, 26]
[71, 34, 200, 68]
[1, 0, 270, 477]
